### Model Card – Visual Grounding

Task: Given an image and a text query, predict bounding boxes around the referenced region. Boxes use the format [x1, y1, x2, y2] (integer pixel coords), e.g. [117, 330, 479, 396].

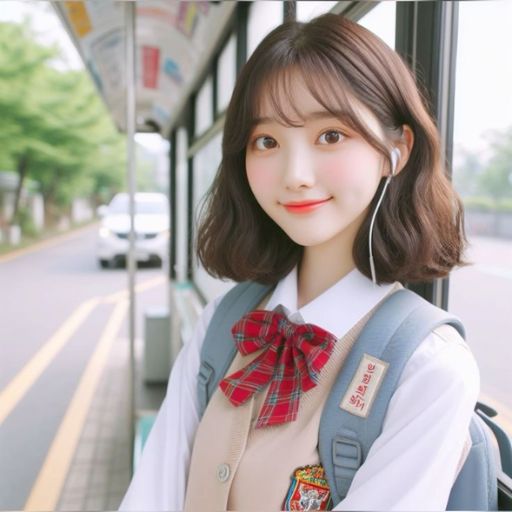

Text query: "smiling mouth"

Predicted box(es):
[282, 198, 332, 213]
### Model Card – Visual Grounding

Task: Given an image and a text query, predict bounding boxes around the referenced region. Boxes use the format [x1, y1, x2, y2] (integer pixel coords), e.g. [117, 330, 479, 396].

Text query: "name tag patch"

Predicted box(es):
[340, 354, 389, 418]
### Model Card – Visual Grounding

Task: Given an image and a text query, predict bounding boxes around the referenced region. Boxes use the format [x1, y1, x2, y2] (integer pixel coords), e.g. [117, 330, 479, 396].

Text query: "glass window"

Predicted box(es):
[296, 1, 337, 22]
[194, 75, 213, 136]
[357, 1, 396, 50]
[217, 34, 237, 114]
[450, 0, 512, 434]
[191, 133, 234, 300]
[247, 2, 283, 58]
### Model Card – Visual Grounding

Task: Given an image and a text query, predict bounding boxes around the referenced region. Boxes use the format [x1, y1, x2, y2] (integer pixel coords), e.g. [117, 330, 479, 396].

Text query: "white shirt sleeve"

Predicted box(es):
[118, 293, 225, 511]
[334, 325, 481, 512]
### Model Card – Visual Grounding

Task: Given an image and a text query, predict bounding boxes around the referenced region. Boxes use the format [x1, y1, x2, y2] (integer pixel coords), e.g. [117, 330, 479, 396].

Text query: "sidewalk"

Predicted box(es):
[0, 221, 98, 263]
[57, 335, 166, 510]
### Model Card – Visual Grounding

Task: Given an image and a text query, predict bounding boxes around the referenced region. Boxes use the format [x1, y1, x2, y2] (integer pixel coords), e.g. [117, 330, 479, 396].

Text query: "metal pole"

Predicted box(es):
[125, 0, 136, 475]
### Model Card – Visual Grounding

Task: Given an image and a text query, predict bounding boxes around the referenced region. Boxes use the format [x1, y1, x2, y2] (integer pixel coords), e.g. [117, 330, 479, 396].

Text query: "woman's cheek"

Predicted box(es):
[321, 159, 356, 188]
[246, 159, 273, 198]
[322, 151, 382, 189]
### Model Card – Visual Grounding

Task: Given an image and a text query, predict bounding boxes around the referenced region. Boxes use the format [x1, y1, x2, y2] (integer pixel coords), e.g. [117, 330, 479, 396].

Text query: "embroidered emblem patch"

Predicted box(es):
[282, 464, 332, 511]
[340, 353, 389, 418]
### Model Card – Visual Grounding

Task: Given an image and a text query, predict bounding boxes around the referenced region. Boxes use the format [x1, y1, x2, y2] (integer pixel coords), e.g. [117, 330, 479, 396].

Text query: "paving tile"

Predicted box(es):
[64, 469, 90, 491]
[57, 334, 164, 511]
[107, 495, 123, 510]
[84, 494, 106, 510]
[87, 482, 109, 498]
[74, 440, 96, 463]
[58, 494, 86, 511]
[81, 421, 101, 439]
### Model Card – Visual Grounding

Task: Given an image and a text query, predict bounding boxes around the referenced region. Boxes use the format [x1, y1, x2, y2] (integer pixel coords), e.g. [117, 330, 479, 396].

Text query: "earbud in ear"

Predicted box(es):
[370, 146, 402, 285]
[390, 147, 401, 176]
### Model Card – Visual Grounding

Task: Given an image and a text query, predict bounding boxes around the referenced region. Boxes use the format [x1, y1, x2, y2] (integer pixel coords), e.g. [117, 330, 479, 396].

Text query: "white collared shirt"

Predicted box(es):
[119, 267, 480, 511]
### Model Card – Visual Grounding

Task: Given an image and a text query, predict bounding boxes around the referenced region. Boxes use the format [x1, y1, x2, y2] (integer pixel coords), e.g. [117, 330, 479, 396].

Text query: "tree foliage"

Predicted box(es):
[0, 20, 126, 224]
[454, 127, 512, 210]
[479, 128, 512, 201]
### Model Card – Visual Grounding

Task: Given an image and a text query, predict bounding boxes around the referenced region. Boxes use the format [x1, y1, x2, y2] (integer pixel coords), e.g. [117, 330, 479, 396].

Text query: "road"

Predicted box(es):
[449, 235, 512, 429]
[0, 223, 167, 509]
[0, 227, 510, 508]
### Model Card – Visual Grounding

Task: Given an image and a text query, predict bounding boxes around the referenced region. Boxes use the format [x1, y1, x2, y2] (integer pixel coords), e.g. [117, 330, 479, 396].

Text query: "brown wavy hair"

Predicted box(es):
[196, 13, 466, 285]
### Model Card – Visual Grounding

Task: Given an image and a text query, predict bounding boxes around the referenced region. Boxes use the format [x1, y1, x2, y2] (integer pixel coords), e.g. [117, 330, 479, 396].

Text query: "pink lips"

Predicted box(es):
[282, 198, 331, 213]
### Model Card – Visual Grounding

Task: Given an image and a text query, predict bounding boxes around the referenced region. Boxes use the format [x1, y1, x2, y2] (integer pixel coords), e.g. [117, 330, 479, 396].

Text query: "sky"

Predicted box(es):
[454, 1, 512, 158]
[0, 0, 511, 159]
[0, 1, 83, 70]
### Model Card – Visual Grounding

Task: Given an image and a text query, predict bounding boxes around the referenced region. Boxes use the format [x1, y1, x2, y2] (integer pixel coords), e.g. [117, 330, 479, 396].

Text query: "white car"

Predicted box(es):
[96, 192, 170, 268]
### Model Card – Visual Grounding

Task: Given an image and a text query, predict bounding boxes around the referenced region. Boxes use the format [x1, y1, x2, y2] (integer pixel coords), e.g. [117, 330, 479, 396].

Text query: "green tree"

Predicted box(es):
[453, 149, 485, 198]
[0, 20, 126, 226]
[478, 127, 512, 201]
[0, 21, 58, 220]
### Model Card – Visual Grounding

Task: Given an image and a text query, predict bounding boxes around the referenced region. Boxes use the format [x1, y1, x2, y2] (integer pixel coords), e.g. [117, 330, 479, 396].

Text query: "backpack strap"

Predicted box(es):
[447, 414, 498, 510]
[197, 281, 273, 418]
[476, 407, 512, 479]
[319, 288, 466, 505]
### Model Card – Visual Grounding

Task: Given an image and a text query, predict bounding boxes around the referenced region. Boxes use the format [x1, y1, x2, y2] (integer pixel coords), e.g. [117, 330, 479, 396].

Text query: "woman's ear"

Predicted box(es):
[393, 124, 414, 175]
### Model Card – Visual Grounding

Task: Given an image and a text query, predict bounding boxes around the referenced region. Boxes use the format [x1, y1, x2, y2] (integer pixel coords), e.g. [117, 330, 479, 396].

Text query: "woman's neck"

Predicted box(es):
[297, 239, 356, 309]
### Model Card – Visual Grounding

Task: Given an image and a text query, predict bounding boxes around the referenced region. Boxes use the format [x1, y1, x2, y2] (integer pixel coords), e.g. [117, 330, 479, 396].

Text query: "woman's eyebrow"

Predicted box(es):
[253, 111, 344, 125]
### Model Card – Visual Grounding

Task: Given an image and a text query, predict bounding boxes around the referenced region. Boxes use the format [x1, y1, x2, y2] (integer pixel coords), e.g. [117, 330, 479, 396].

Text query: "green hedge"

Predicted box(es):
[463, 196, 512, 213]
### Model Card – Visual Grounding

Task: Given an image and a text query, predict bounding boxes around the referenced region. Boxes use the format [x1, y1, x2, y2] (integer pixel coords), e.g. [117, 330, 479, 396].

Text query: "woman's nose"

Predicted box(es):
[282, 150, 316, 190]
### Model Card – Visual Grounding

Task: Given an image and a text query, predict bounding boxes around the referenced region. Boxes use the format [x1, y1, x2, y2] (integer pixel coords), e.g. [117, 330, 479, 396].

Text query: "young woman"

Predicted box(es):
[120, 13, 479, 511]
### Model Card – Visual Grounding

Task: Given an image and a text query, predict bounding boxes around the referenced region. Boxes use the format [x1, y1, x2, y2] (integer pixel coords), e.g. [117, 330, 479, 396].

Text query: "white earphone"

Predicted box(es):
[390, 147, 401, 177]
[368, 147, 401, 285]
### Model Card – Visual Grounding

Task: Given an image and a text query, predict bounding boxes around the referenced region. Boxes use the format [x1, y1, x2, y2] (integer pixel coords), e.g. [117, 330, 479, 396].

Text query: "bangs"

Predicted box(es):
[248, 57, 388, 154]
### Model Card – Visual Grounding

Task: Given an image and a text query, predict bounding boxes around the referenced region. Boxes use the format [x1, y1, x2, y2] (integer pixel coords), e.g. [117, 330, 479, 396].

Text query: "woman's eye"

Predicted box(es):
[253, 136, 277, 151]
[318, 130, 344, 145]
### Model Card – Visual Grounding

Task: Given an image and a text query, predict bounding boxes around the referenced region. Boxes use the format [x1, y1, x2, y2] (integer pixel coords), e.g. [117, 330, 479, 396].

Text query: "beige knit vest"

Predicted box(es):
[184, 286, 400, 511]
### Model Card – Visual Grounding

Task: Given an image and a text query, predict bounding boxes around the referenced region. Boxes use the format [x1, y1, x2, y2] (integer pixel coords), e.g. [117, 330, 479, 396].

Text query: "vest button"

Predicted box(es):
[217, 463, 230, 482]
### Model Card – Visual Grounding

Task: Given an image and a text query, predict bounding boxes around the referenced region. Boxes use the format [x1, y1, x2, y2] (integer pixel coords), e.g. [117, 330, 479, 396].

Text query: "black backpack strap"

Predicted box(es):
[319, 289, 465, 505]
[197, 281, 273, 418]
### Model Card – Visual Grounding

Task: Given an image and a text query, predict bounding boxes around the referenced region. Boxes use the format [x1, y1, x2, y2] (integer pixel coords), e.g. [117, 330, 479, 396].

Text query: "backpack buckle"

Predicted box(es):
[332, 435, 362, 498]
[197, 361, 214, 412]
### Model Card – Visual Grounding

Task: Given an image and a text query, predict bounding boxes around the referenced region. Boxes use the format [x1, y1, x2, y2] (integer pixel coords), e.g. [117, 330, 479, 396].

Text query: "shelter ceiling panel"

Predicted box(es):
[53, 1, 236, 135]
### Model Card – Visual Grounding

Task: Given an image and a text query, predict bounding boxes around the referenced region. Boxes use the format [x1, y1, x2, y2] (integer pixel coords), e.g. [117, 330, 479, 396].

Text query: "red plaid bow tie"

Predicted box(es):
[219, 307, 337, 428]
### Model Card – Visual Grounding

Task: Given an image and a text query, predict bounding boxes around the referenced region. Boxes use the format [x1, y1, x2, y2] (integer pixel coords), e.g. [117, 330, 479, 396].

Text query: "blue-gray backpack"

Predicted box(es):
[197, 281, 512, 510]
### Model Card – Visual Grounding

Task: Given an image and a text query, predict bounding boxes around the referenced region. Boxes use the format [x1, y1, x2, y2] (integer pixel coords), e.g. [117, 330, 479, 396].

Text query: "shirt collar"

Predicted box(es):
[265, 265, 396, 339]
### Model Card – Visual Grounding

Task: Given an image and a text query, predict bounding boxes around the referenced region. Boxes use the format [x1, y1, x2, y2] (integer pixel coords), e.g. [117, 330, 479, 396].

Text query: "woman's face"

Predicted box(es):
[245, 73, 388, 252]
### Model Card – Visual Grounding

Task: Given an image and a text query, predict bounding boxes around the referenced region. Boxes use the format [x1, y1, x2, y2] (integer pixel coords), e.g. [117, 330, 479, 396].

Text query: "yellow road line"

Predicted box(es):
[102, 274, 166, 304]
[0, 275, 163, 425]
[0, 223, 98, 264]
[0, 298, 99, 425]
[24, 299, 128, 511]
